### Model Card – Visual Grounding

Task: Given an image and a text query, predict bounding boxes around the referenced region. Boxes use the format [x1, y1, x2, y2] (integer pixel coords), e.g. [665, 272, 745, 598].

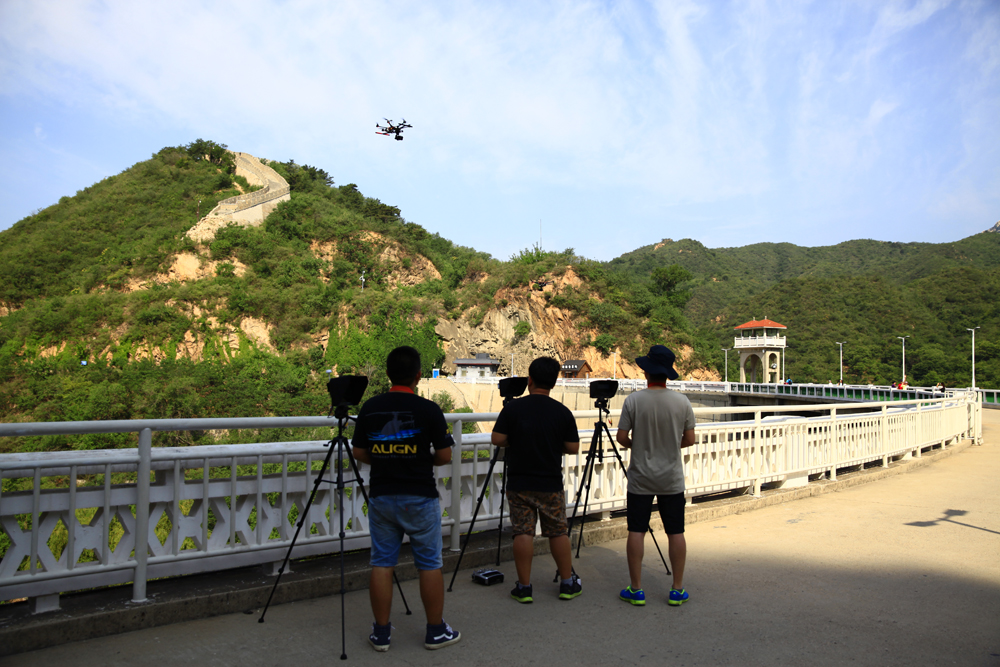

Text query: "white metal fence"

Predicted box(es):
[0, 394, 981, 607]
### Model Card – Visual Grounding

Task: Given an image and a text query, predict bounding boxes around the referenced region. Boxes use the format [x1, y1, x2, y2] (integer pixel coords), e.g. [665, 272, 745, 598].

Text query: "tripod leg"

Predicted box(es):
[602, 422, 671, 576]
[337, 437, 347, 660]
[447, 448, 500, 591]
[574, 422, 607, 559]
[496, 462, 507, 567]
[344, 442, 412, 615]
[259, 435, 338, 623]
[565, 436, 598, 541]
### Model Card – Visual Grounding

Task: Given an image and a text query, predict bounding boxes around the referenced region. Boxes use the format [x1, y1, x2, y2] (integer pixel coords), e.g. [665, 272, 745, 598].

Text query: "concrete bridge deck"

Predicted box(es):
[6, 411, 999, 666]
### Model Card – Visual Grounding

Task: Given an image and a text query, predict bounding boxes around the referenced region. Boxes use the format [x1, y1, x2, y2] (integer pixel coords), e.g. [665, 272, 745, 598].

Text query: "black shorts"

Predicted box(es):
[626, 492, 685, 535]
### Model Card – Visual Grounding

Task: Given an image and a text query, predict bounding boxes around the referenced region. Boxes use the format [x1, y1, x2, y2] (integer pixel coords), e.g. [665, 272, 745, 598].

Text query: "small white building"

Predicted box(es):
[734, 318, 787, 384]
[454, 353, 501, 379]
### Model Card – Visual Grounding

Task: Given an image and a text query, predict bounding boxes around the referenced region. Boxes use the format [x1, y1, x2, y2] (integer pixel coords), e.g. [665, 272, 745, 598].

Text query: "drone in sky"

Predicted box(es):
[376, 119, 412, 141]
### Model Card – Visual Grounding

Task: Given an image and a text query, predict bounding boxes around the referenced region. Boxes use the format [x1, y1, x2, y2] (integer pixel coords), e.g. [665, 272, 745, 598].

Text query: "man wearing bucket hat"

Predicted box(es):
[615, 345, 696, 607]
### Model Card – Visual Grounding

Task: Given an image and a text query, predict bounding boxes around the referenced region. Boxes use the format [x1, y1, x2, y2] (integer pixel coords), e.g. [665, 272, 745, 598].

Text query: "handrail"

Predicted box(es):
[0, 395, 981, 605]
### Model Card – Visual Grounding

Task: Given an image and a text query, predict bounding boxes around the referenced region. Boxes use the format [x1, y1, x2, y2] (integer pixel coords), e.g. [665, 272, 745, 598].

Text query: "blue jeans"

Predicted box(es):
[369, 495, 443, 570]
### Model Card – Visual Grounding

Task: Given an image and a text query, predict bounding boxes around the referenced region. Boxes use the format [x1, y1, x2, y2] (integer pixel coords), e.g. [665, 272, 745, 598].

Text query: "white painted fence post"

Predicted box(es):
[881, 405, 890, 466]
[828, 408, 838, 481]
[449, 421, 463, 551]
[132, 427, 151, 603]
[753, 410, 762, 496]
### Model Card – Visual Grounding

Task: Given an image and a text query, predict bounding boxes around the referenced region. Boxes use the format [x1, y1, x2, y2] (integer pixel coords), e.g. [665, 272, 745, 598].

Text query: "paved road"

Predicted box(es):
[9, 412, 999, 667]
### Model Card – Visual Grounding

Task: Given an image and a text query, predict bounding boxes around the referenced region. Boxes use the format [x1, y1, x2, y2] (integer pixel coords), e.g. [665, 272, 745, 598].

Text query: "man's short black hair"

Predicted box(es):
[646, 372, 669, 383]
[528, 357, 560, 390]
[387, 346, 422, 386]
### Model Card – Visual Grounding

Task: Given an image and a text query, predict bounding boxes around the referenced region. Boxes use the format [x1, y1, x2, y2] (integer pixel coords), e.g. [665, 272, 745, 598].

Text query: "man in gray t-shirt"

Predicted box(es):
[616, 346, 696, 607]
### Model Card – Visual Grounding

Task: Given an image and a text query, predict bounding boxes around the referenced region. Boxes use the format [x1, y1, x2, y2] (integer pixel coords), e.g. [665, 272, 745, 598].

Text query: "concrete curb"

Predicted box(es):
[0, 438, 973, 656]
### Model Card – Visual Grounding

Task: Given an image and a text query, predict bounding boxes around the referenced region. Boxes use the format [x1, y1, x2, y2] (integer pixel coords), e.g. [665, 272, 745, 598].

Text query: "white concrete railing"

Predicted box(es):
[0, 395, 981, 607]
[734, 335, 787, 348]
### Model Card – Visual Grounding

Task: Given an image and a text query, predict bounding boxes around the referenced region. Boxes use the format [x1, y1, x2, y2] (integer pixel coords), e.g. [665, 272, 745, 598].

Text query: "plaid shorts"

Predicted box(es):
[507, 490, 569, 538]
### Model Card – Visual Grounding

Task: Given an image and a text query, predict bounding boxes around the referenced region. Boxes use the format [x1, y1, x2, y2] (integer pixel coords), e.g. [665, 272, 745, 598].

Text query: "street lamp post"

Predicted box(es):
[966, 327, 980, 389]
[835, 341, 846, 384]
[896, 336, 910, 383]
[721, 348, 731, 383]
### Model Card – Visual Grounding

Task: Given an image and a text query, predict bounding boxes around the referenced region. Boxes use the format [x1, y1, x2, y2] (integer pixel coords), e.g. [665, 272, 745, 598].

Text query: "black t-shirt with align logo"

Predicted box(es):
[352, 389, 454, 498]
[493, 393, 579, 492]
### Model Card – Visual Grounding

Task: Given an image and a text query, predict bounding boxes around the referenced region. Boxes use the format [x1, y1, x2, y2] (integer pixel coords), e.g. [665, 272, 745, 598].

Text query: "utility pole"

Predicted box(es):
[721, 348, 731, 383]
[966, 327, 980, 389]
[360, 270, 366, 293]
[835, 341, 846, 383]
[613, 351, 617, 379]
[897, 336, 910, 383]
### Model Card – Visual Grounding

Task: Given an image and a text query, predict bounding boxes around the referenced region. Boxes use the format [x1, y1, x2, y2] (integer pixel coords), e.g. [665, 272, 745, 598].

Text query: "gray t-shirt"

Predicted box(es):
[618, 388, 696, 495]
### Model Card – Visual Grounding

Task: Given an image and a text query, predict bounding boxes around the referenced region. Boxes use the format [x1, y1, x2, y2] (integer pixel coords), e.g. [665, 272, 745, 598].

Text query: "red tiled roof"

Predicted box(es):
[734, 319, 786, 330]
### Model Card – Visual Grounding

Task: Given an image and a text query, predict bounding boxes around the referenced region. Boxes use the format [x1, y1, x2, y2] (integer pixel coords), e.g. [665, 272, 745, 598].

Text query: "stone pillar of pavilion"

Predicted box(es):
[734, 318, 787, 383]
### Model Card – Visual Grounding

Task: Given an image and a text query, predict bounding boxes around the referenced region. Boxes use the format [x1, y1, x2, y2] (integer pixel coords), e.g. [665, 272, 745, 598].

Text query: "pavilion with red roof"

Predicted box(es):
[733, 318, 787, 383]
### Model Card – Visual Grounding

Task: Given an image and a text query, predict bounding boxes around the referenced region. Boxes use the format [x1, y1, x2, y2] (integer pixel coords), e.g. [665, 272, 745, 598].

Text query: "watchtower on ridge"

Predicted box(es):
[734, 318, 787, 384]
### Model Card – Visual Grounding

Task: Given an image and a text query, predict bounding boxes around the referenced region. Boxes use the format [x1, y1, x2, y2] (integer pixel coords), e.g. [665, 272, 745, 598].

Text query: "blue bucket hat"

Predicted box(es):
[635, 345, 679, 380]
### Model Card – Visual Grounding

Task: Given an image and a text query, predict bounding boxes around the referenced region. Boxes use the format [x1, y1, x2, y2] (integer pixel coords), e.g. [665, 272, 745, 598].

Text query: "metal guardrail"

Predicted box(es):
[0, 395, 982, 608]
[451, 377, 984, 404]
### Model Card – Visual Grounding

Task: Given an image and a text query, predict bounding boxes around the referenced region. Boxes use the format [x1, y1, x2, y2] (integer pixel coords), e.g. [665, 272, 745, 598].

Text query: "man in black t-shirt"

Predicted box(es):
[492, 357, 581, 603]
[352, 346, 461, 652]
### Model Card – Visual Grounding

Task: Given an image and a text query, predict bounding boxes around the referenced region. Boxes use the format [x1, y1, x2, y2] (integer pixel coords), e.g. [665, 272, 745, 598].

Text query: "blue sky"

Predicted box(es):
[1, 0, 997, 261]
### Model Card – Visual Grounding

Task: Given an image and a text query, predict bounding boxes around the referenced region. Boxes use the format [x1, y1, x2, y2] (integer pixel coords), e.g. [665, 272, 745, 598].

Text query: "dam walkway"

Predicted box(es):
[5, 411, 997, 666]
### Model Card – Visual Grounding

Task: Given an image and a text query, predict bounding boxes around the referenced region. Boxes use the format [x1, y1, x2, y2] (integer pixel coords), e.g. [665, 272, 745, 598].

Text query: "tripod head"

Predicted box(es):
[327, 375, 369, 422]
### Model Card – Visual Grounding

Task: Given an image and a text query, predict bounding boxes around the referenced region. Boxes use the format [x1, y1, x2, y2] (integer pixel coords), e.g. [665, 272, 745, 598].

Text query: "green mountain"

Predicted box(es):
[0, 142, 706, 452]
[607, 233, 1000, 386]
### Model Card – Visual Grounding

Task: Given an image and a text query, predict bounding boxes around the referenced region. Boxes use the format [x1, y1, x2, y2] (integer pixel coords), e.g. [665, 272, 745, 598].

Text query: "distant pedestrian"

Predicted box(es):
[352, 346, 461, 652]
[616, 345, 696, 607]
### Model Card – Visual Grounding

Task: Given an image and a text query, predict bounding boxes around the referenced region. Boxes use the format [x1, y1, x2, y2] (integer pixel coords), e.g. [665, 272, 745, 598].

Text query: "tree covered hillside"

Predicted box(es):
[609, 233, 1000, 387]
[0, 143, 713, 452]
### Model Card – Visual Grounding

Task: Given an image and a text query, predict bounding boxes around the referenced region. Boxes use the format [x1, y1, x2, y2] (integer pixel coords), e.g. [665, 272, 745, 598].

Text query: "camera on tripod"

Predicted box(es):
[589, 379, 619, 400]
[326, 375, 369, 419]
[498, 376, 528, 401]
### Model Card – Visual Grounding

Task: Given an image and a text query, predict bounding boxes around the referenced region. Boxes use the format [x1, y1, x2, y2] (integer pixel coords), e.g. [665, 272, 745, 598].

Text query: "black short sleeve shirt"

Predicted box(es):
[493, 394, 579, 492]
[352, 390, 454, 498]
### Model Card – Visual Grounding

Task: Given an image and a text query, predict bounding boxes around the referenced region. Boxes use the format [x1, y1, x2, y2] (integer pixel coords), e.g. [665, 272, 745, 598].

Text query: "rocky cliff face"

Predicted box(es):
[435, 268, 717, 380]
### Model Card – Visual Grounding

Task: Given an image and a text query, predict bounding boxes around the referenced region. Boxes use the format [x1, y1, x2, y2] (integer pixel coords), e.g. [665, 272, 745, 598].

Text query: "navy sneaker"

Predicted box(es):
[668, 588, 689, 606]
[368, 622, 391, 652]
[559, 573, 582, 600]
[619, 586, 646, 606]
[424, 621, 461, 650]
[511, 583, 533, 603]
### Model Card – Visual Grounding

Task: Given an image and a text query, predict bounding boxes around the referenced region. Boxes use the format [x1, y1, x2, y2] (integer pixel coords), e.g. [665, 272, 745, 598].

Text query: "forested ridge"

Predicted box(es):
[608, 233, 1000, 388]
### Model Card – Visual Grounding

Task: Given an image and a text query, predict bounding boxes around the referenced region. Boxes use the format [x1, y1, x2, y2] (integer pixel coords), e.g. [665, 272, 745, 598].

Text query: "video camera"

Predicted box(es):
[498, 376, 528, 403]
[589, 379, 619, 400]
[326, 375, 369, 419]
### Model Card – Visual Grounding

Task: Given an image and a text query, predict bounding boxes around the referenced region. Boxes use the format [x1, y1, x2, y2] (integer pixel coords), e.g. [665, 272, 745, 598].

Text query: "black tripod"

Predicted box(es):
[446, 379, 526, 592]
[259, 395, 411, 660]
[564, 397, 671, 574]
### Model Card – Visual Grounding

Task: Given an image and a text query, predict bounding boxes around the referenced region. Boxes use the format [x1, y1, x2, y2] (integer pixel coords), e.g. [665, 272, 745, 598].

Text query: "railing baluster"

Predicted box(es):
[449, 421, 463, 551]
[172, 459, 181, 555]
[133, 427, 151, 603]
[68, 465, 77, 571]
